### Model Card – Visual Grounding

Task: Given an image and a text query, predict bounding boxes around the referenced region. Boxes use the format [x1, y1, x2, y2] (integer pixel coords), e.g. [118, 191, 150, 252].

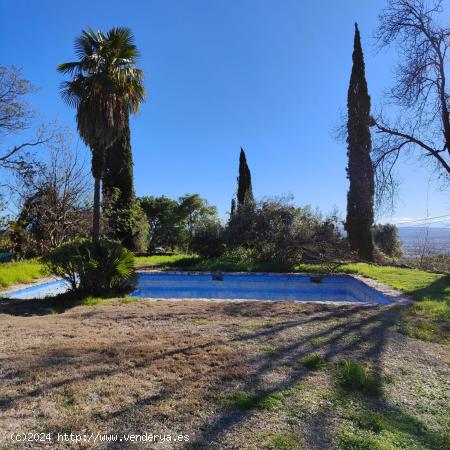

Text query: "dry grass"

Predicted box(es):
[0, 299, 448, 449]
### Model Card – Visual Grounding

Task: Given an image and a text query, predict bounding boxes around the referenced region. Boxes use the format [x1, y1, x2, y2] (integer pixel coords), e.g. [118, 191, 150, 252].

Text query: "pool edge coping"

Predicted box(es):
[0, 276, 62, 297]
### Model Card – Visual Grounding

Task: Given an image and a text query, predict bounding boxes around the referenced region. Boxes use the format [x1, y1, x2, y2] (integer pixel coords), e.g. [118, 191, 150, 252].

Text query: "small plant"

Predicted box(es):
[120, 296, 138, 304]
[264, 319, 277, 327]
[230, 390, 284, 411]
[309, 336, 329, 346]
[62, 390, 76, 409]
[239, 320, 260, 334]
[79, 296, 105, 305]
[356, 412, 386, 433]
[335, 360, 380, 395]
[267, 433, 302, 449]
[44, 238, 136, 295]
[301, 353, 328, 371]
[338, 430, 385, 450]
[194, 319, 210, 325]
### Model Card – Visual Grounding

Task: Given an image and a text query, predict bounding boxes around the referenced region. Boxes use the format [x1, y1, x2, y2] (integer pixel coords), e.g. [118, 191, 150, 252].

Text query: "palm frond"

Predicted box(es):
[59, 80, 83, 108]
[74, 34, 95, 60]
[57, 61, 83, 75]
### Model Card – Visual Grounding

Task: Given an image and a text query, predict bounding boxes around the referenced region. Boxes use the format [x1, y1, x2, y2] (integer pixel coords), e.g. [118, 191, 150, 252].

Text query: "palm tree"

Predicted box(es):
[58, 27, 144, 242]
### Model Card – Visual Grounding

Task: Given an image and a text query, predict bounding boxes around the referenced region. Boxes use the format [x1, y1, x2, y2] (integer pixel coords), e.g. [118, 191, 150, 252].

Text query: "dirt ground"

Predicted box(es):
[0, 298, 448, 449]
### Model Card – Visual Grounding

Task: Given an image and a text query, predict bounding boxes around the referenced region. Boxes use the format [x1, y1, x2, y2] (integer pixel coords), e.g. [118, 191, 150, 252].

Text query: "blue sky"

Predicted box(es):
[1, 0, 449, 223]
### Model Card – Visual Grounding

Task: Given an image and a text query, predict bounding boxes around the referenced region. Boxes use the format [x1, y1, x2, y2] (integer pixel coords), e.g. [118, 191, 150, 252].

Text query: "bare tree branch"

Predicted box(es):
[373, 0, 450, 207]
[373, 119, 450, 173]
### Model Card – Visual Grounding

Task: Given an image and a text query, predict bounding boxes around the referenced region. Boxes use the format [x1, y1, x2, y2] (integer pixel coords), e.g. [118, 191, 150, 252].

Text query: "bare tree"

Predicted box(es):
[9, 130, 92, 255]
[373, 0, 450, 206]
[0, 66, 53, 174]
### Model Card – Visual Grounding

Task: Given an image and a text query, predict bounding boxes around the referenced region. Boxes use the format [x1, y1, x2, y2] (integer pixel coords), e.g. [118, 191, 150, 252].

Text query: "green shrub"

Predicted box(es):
[335, 360, 380, 395]
[372, 224, 402, 258]
[301, 353, 328, 370]
[190, 221, 225, 259]
[226, 198, 345, 269]
[44, 238, 136, 295]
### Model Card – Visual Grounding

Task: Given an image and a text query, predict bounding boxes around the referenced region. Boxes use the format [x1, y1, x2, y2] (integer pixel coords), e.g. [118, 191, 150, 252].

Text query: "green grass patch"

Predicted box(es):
[134, 254, 200, 269]
[260, 344, 277, 355]
[0, 259, 45, 289]
[119, 296, 138, 304]
[301, 353, 328, 371]
[267, 433, 302, 450]
[238, 320, 260, 333]
[338, 430, 394, 450]
[409, 299, 450, 321]
[264, 318, 278, 327]
[138, 253, 282, 272]
[195, 258, 282, 272]
[78, 296, 107, 306]
[339, 407, 449, 450]
[355, 411, 387, 433]
[194, 319, 210, 325]
[230, 390, 285, 411]
[309, 336, 330, 346]
[242, 321, 259, 328]
[335, 360, 380, 395]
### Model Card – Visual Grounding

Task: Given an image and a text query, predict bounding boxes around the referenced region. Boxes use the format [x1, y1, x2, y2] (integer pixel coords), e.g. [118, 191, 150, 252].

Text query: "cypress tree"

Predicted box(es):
[230, 198, 236, 217]
[236, 147, 254, 209]
[345, 23, 375, 261]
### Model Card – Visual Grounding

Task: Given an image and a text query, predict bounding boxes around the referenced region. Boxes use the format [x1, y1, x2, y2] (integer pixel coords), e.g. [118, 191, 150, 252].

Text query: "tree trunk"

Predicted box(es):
[92, 176, 101, 242]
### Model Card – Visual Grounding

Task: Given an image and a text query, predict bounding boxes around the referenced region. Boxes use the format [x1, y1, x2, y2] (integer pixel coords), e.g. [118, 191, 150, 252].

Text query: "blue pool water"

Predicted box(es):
[3, 272, 391, 304]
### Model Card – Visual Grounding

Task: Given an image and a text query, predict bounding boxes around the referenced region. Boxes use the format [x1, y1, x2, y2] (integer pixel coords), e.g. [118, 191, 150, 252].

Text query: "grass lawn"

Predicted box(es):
[0, 259, 45, 288]
[0, 299, 448, 449]
[135, 253, 201, 269]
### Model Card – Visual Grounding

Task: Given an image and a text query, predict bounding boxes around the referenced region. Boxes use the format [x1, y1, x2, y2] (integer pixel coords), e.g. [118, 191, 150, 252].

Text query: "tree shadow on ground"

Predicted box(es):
[398, 273, 450, 343]
[407, 273, 450, 302]
[180, 304, 447, 449]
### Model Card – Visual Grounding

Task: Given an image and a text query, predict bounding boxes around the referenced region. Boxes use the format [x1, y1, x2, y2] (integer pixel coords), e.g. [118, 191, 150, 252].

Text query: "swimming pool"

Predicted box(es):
[3, 272, 392, 304]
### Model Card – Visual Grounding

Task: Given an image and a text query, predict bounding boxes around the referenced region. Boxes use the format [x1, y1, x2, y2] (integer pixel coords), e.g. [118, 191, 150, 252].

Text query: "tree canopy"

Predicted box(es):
[58, 27, 145, 241]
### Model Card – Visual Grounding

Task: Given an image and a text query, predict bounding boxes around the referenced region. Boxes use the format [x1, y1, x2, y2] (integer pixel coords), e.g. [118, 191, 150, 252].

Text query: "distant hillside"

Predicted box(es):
[398, 227, 450, 257]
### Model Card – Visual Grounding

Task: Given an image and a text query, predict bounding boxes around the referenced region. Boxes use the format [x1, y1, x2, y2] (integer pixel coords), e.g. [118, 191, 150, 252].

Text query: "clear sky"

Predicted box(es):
[1, 0, 449, 223]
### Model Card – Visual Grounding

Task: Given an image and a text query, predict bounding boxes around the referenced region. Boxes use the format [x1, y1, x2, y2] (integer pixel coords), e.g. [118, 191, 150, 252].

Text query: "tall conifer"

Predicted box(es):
[236, 148, 254, 209]
[345, 23, 375, 260]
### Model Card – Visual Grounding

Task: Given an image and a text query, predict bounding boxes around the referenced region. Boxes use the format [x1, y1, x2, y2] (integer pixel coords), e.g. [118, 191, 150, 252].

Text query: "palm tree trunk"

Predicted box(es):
[92, 176, 101, 242]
